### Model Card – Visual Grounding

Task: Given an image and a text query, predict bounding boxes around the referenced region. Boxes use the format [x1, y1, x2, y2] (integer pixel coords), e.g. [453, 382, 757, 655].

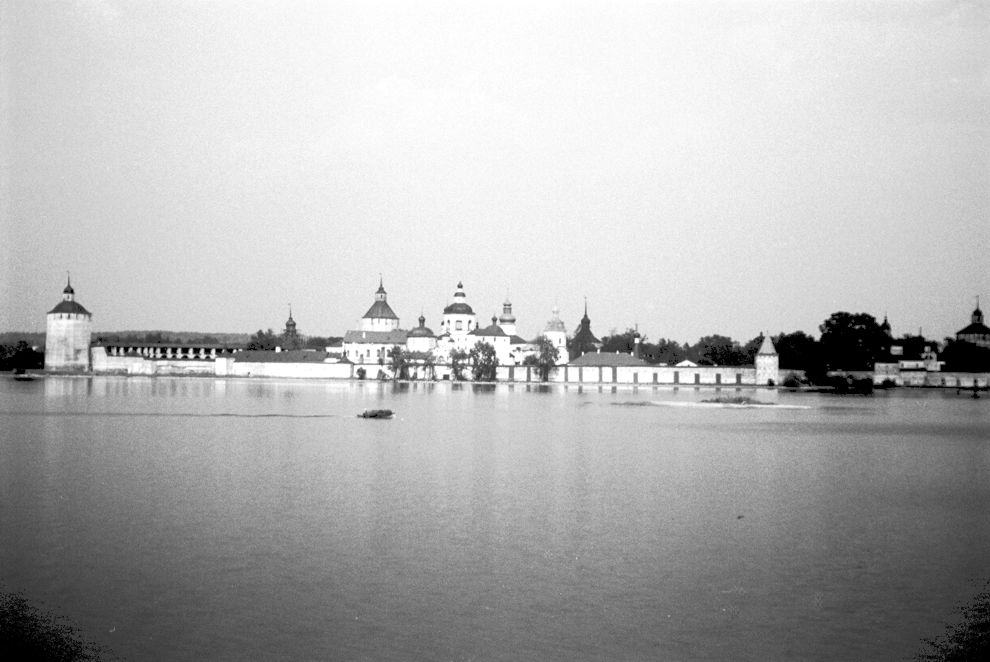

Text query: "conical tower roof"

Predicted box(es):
[757, 334, 777, 355]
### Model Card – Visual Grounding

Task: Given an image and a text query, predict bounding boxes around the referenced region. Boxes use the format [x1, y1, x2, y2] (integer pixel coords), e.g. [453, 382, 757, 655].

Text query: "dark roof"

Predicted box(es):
[569, 352, 649, 367]
[407, 325, 435, 338]
[509, 334, 530, 345]
[343, 329, 408, 344]
[471, 324, 507, 337]
[957, 322, 990, 336]
[571, 322, 600, 353]
[362, 300, 398, 320]
[443, 302, 474, 315]
[48, 300, 91, 316]
[235, 350, 330, 363]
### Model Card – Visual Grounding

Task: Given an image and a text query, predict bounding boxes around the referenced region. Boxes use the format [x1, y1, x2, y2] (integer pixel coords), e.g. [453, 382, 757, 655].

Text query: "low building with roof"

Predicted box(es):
[569, 351, 649, 368]
[45, 276, 93, 371]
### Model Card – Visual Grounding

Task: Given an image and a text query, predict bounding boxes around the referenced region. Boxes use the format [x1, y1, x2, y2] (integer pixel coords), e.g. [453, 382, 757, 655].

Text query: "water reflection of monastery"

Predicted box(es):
[46, 276, 782, 385]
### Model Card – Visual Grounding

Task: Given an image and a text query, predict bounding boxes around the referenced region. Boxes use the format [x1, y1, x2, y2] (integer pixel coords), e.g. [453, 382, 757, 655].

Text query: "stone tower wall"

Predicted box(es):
[755, 352, 779, 386]
[45, 312, 93, 371]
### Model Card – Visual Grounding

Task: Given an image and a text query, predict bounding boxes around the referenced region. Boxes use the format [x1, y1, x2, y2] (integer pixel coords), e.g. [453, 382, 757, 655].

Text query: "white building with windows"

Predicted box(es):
[343, 278, 407, 366]
[540, 306, 569, 365]
[435, 281, 479, 359]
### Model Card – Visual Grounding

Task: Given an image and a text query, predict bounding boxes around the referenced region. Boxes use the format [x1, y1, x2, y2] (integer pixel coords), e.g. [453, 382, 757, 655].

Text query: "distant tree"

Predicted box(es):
[422, 352, 437, 381]
[469, 342, 499, 382]
[647, 338, 687, 365]
[280, 330, 302, 351]
[0, 341, 44, 371]
[772, 330, 826, 382]
[940, 339, 990, 373]
[819, 312, 890, 371]
[303, 336, 341, 351]
[198, 335, 220, 345]
[450, 349, 469, 381]
[387, 346, 409, 380]
[742, 334, 765, 364]
[531, 336, 560, 381]
[600, 328, 640, 355]
[404, 350, 435, 380]
[892, 334, 931, 359]
[694, 334, 748, 366]
[245, 329, 278, 351]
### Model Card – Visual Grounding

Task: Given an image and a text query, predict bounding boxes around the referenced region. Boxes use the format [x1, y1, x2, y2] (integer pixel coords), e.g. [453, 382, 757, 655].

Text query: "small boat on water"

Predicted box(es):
[358, 409, 393, 419]
[12, 369, 35, 382]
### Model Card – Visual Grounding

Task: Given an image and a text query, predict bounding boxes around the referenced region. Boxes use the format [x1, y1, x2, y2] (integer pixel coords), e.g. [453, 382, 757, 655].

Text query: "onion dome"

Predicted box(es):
[443, 281, 474, 315]
[408, 314, 435, 338]
[543, 306, 566, 333]
[498, 297, 516, 325]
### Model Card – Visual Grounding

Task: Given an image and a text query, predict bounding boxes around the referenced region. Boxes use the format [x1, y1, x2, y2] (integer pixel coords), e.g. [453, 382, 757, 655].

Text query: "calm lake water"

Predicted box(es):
[1, 376, 988, 661]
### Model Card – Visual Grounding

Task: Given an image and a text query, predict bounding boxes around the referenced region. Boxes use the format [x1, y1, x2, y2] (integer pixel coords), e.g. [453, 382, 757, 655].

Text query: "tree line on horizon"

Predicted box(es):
[597, 311, 990, 379]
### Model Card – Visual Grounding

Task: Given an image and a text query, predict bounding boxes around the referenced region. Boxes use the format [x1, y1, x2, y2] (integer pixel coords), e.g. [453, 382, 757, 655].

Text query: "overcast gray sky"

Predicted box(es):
[2, 0, 987, 343]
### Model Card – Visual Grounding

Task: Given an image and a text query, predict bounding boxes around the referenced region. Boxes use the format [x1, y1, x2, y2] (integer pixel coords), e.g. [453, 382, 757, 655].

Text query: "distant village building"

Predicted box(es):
[45, 276, 92, 371]
[955, 299, 990, 348]
[343, 279, 407, 364]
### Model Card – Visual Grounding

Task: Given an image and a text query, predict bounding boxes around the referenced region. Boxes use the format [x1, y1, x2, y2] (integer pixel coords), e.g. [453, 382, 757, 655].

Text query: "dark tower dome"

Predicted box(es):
[408, 314, 435, 338]
[443, 281, 474, 315]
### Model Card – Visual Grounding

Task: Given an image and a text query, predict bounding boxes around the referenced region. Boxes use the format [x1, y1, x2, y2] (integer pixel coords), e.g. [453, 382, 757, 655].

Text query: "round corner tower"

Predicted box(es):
[45, 276, 93, 371]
